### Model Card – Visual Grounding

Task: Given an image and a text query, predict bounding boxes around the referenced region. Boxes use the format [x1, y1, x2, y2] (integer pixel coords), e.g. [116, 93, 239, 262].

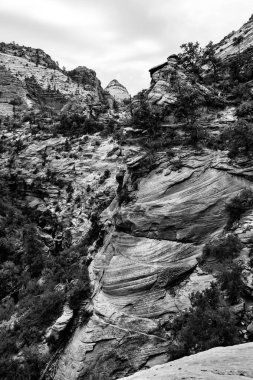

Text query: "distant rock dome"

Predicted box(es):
[105, 79, 130, 103]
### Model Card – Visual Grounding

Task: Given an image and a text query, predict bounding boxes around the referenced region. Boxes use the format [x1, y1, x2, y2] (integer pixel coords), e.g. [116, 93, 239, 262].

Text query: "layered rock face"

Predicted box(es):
[0, 64, 28, 116]
[52, 16, 253, 380]
[0, 42, 59, 69]
[147, 57, 212, 110]
[53, 148, 253, 380]
[105, 79, 130, 103]
[215, 15, 253, 59]
[120, 343, 253, 380]
[148, 58, 179, 108]
[0, 121, 128, 247]
[2, 16, 253, 380]
[0, 43, 105, 116]
[68, 66, 105, 101]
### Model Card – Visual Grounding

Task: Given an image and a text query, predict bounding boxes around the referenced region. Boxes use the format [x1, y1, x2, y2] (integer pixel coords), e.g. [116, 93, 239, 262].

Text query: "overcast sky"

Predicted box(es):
[0, 0, 253, 94]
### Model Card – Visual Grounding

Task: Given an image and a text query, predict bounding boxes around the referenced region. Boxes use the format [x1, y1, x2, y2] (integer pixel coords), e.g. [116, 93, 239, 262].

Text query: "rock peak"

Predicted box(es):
[105, 79, 130, 102]
[106, 79, 126, 89]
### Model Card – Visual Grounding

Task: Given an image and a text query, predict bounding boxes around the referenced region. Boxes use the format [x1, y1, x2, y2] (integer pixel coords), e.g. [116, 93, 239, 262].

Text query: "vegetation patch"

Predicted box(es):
[201, 234, 241, 262]
[225, 188, 253, 228]
[166, 283, 240, 360]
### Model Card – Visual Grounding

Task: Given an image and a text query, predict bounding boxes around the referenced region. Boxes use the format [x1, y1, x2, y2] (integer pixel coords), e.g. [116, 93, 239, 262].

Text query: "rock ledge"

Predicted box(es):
[120, 343, 253, 379]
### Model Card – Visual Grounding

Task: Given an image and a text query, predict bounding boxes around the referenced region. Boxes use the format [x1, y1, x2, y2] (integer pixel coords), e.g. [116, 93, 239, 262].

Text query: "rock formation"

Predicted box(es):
[119, 343, 253, 380]
[105, 79, 130, 103]
[0, 42, 106, 116]
[52, 15, 253, 380]
[1, 14, 253, 380]
[215, 15, 253, 59]
[53, 148, 253, 380]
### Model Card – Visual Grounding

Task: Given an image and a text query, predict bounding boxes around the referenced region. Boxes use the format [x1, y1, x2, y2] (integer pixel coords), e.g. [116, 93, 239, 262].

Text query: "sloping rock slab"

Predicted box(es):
[92, 232, 202, 317]
[117, 165, 252, 242]
[120, 343, 253, 379]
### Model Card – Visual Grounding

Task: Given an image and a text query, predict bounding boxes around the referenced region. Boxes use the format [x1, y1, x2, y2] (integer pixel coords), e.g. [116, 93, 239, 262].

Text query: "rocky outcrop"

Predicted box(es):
[147, 56, 212, 110]
[117, 153, 250, 242]
[0, 64, 28, 116]
[215, 15, 253, 59]
[0, 122, 126, 245]
[119, 343, 253, 379]
[0, 42, 59, 69]
[147, 57, 179, 108]
[68, 66, 105, 102]
[46, 304, 73, 342]
[148, 15, 253, 111]
[0, 43, 106, 116]
[105, 79, 130, 103]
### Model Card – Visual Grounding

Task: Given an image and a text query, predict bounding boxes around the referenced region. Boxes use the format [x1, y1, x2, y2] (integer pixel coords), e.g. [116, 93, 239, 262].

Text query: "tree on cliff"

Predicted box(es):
[132, 90, 160, 134]
[233, 35, 244, 61]
[169, 283, 239, 359]
[174, 85, 202, 145]
[202, 41, 221, 82]
[223, 120, 253, 157]
[179, 42, 203, 80]
[22, 224, 44, 278]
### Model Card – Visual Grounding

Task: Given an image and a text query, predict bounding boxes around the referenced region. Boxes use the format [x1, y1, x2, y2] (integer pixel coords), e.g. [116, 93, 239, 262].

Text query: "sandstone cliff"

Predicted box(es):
[53, 147, 253, 380]
[105, 79, 130, 103]
[52, 15, 253, 380]
[215, 15, 253, 60]
[1, 14, 253, 380]
[0, 42, 106, 117]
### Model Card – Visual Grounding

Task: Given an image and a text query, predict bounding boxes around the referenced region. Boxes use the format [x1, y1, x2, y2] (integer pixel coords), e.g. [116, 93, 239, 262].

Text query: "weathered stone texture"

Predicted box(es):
[119, 343, 253, 380]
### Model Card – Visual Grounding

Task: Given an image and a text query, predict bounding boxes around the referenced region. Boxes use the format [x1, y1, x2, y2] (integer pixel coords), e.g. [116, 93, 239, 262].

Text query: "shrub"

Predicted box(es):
[223, 121, 253, 158]
[18, 289, 65, 345]
[168, 283, 239, 359]
[179, 41, 203, 79]
[132, 90, 161, 134]
[68, 279, 91, 311]
[22, 224, 45, 278]
[56, 114, 103, 137]
[0, 238, 15, 263]
[0, 347, 48, 380]
[98, 169, 111, 184]
[201, 234, 241, 262]
[225, 188, 253, 227]
[236, 101, 253, 117]
[174, 86, 204, 145]
[217, 262, 243, 304]
[118, 187, 132, 206]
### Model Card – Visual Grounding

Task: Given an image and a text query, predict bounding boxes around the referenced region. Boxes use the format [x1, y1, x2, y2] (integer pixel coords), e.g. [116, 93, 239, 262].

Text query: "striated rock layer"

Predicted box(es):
[215, 15, 253, 59]
[54, 150, 253, 380]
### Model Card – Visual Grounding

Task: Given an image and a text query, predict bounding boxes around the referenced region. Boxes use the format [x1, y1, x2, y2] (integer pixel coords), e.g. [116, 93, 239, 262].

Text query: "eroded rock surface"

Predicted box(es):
[0, 43, 106, 116]
[119, 343, 253, 380]
[215, 16, 253, 59]
[54, 150, 253, 380]
[147, 57, 212, 110]
[105, 79, 130, 103]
